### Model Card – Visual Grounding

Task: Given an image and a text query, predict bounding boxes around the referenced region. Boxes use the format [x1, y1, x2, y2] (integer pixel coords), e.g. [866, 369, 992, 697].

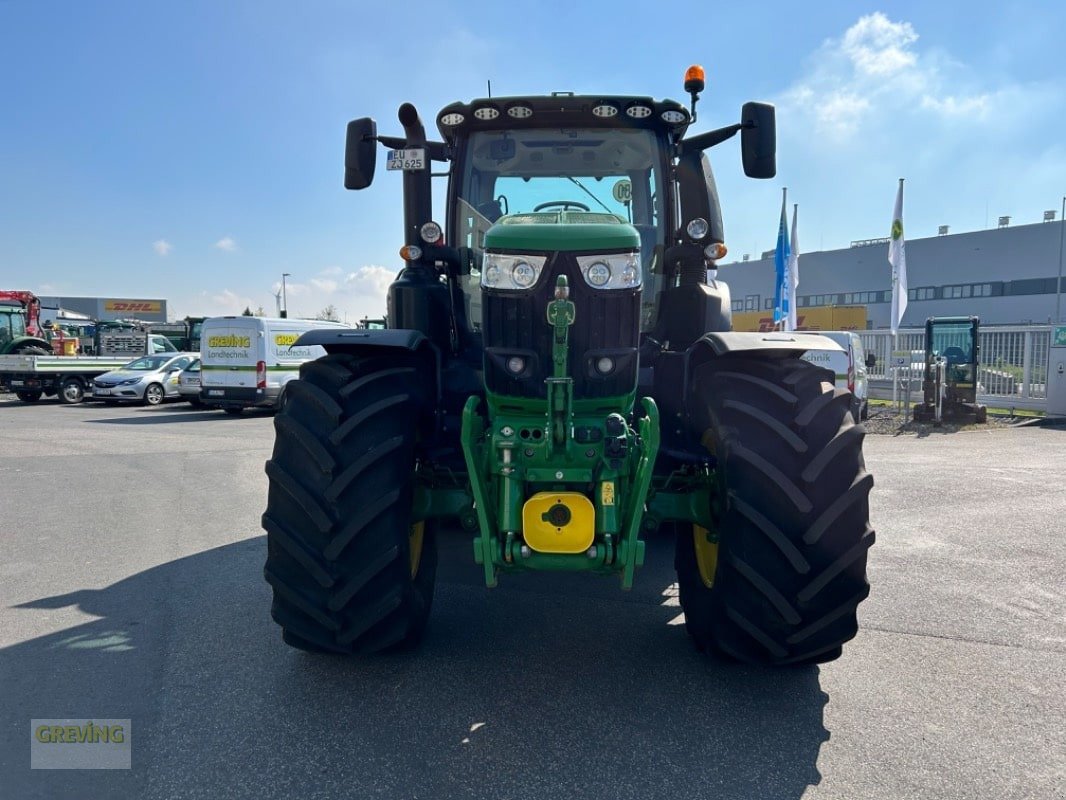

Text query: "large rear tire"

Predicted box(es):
[262, 353, 437, 654]
[676, 354, 874, 666]
[15, 390, 42, 403]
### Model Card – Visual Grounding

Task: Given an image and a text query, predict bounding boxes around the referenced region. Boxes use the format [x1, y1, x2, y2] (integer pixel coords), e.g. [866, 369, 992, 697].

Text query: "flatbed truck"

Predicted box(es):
[0, 333, 177, 404]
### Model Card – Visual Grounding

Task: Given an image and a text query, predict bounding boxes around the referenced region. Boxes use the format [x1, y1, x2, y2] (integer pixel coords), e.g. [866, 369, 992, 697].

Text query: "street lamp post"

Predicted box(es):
[1057, 197, 1065, 323]
[281, 273, 291, 319]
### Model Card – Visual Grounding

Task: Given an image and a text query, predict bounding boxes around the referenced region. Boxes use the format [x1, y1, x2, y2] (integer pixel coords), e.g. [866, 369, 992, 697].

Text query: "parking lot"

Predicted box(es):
[1, 397, 1063, 799]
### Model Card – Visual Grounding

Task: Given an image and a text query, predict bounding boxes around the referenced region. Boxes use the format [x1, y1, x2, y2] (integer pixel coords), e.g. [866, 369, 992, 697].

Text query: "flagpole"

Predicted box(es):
[890, 178, 905, 411]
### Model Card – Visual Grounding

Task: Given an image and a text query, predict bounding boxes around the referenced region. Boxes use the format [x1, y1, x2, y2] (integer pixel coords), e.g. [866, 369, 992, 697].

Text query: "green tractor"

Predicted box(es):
[262, 68, 874, 665]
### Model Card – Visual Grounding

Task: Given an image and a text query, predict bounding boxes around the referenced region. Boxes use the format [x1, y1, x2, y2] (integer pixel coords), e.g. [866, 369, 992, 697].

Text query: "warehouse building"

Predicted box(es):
[717, 217, 1066, 328]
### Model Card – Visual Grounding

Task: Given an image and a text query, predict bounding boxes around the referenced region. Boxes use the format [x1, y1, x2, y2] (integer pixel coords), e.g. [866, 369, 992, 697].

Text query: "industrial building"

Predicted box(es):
[37, 295, 168, 325]
[717, 216, 1066, 329]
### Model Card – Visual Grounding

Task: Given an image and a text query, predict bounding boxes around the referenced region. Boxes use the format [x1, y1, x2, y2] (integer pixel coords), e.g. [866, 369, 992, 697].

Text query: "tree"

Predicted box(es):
[242, 306, 253, 316]
[315, 304, 340, 322]
[254, 305, 266, 316]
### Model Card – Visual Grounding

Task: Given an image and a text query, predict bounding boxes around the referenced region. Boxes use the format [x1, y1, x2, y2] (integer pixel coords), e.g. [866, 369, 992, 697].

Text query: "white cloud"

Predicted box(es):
[153, 239, 172, 256]
[778, 12, 997, 142]
[310, 277, 339, 293]
[840, 12, 918, 76]
[813, 91, 871, 138]
[919, 93, 990, 117]
[214, 236, 237, 252]
[343, 266, 394, 299]
[261, 265, 395, 321]
[200, 289, 260, 317]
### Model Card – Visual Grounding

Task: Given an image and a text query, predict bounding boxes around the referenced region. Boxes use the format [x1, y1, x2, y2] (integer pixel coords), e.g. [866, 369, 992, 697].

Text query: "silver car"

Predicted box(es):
[92, 353, 197, 406]
[177, 358, 203, 406]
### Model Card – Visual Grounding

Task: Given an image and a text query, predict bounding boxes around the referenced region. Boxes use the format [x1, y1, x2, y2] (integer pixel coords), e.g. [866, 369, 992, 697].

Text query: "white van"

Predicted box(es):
[199, 316, 348, 414]
[800, 330, 869, 421]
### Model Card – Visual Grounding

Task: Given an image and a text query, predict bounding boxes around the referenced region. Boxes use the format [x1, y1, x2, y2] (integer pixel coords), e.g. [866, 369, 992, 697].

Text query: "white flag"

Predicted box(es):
[787, 204, 799, 331]
[889, 178, 908, 334]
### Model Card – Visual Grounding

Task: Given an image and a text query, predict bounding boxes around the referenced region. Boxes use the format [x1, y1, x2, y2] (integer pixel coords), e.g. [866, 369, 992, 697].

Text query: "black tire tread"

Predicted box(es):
[676, 354, 873, 666]
[262, 352, 436, 655]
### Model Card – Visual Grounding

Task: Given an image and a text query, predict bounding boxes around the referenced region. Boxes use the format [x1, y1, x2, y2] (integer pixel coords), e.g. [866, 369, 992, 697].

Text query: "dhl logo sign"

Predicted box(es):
[753, 315, 811, 332]
[752, 317, 861, 332]
[274, 334, 299, 346]
[104, 300, 162, 313]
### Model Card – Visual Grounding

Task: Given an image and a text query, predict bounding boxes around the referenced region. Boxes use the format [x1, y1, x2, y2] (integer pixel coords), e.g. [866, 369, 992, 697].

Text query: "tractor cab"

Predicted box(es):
[0, 302, 28, 347]
[0, 292, 50, 355]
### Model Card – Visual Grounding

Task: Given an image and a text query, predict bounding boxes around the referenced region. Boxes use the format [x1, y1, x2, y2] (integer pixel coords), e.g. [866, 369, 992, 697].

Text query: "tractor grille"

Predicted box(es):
[481, 252, 640, 399]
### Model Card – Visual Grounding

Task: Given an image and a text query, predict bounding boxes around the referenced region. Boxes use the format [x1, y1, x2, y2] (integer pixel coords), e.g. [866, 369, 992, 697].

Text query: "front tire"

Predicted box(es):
[59, 377, 86, 405]
[262, 353, 437, 654]
[676, 354, 874, 666]
[144, 383, 165, 406]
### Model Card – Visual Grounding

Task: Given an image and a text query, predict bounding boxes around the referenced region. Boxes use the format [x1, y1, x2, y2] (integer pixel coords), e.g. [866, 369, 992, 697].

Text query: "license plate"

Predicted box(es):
[208, 389, 224, 397]
[11, 380, 23, 387]
[95, 388, 111, 396]
[386, 148, 425, 171]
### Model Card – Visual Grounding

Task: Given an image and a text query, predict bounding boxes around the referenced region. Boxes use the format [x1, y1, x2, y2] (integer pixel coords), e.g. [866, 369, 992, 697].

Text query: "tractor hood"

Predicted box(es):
[484, 211, 640, 252]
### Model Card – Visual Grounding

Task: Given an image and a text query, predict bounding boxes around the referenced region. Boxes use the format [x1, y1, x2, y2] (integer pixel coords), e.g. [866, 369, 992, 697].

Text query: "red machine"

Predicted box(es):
[0, 290, 43, 337]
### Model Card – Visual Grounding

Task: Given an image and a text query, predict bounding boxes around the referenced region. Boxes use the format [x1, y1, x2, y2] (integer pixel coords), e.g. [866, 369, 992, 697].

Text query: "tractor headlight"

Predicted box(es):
[481, 253, 547, 290]
[586, 262, 611, 287]
[576, 253, 642, 290]
[512, 261, 537, 288]
[686, 218, 709, 240]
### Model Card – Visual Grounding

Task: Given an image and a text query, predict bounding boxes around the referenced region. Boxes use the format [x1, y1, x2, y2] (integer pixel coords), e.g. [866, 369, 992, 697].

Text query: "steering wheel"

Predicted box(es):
[533, 201, 590, 212]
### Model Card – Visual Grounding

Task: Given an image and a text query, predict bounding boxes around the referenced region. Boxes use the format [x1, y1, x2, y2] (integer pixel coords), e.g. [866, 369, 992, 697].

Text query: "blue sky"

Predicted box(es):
[1, 1, 1063, 321]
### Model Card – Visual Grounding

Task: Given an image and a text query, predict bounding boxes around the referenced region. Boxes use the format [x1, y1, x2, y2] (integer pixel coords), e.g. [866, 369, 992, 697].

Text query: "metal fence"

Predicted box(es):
[858, 325, 1052, 412]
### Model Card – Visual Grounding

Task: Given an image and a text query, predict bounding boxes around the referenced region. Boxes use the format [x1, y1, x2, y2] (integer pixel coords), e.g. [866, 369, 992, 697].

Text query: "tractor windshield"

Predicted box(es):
[0, 306, 27, 346]
[929, 320, 976, 382]
[451, 128, 666, 331]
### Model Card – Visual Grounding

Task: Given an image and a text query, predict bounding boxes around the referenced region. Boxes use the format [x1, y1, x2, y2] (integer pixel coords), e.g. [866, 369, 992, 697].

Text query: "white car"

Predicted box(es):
[801, 330, 869, 421]
[177, 358, 202, 406]
[91, 353, 198, 406]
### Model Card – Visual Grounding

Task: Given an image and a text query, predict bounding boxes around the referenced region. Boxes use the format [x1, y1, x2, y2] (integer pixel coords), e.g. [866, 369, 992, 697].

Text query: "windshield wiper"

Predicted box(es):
[566, 177, 616, 215]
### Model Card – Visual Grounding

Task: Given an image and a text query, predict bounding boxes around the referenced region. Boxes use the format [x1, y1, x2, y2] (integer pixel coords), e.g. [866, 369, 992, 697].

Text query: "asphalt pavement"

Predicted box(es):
[0, 396, 1063, 799]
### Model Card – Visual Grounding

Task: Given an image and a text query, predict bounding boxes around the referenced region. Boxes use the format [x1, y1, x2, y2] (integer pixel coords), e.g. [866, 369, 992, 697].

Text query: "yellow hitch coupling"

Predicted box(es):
[522, 492, 595, 554]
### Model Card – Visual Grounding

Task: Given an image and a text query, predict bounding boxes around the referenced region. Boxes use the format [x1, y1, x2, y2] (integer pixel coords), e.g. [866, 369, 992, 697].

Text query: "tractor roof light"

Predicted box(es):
[420, 222, 443, 244]
[440, 112, 465, 126]
[507, 104, 534, 119]
[660, 109, 688, 124]
[625, 104, 653, 119]
[684, 65, 706, 95]
[592, 103, 619, 118]
[473, 105, 500, 121]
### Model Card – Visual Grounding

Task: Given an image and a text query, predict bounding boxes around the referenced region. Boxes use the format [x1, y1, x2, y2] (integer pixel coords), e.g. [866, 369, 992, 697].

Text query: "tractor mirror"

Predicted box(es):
[740, 102, 776, 179]
[344, 118, 378, 190]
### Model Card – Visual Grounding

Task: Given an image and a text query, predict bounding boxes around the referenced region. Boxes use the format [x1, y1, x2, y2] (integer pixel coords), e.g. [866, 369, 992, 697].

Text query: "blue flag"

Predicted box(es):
[773, 189, 791, 325]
